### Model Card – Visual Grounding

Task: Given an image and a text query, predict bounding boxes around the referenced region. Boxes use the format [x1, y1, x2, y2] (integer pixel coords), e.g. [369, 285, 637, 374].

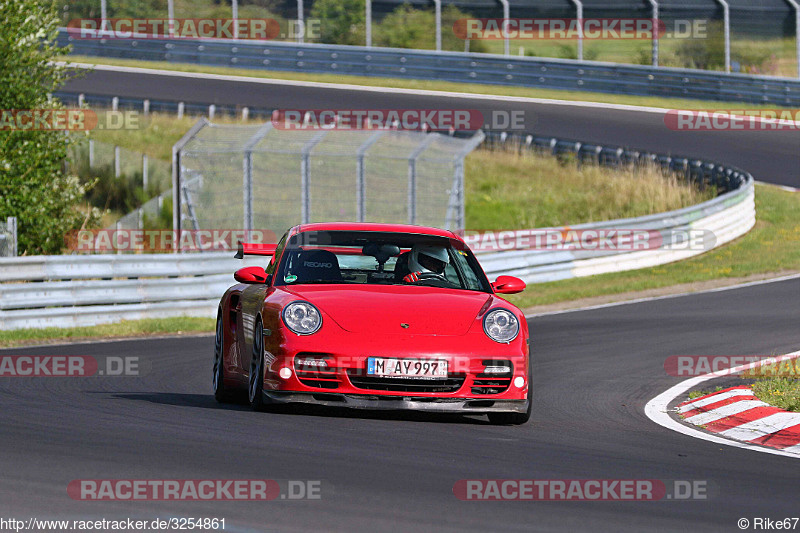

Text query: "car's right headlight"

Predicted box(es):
[483, 308, 519, 343]
[282, 301, 322, 335]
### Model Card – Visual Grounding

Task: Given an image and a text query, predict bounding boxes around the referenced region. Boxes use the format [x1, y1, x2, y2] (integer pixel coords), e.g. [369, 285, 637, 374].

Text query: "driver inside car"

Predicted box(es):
[403, 244, 450, 283]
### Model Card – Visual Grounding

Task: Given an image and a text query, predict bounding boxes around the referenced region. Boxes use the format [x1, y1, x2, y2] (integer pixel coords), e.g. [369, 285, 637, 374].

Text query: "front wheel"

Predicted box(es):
[248, 321, 267, 411]
[488, 389, 531, 425]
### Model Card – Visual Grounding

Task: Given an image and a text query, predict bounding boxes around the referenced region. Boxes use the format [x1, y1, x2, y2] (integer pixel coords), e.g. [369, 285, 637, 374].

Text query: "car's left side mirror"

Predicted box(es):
[234, 266, 268, 284]
[491, 275, 526, 294]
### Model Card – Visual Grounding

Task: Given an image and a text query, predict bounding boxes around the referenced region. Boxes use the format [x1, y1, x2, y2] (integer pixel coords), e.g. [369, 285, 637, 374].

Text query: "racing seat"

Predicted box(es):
[294, 249, 343, 283]
[393, 252, 411, 282]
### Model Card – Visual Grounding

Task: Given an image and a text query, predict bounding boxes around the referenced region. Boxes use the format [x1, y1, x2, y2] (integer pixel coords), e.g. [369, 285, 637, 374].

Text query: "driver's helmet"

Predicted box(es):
[408, 244, 449, 275]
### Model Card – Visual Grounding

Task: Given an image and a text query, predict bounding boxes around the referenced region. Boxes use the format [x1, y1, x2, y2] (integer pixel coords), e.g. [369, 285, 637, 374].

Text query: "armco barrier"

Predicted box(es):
[58, 29, 800, 106]
[0, 132, 755, 330]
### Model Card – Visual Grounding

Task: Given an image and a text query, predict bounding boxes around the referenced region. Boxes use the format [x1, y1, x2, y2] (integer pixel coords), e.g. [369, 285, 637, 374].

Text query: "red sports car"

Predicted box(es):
[213, 223, 531, 424]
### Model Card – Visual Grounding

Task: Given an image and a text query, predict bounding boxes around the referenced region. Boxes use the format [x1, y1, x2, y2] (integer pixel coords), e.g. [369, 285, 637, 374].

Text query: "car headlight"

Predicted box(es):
[483, 308, 519, 343]
[282, 301, 322, 335]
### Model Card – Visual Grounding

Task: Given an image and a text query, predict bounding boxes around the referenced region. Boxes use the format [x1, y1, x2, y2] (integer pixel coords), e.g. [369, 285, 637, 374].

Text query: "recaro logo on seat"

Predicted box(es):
[304, 261, 332, 268]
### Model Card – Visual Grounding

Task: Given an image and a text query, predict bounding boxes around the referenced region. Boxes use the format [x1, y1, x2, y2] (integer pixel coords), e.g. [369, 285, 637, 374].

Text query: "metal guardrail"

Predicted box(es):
[59, 29, 800, 106]
[0, 134, 755, 330]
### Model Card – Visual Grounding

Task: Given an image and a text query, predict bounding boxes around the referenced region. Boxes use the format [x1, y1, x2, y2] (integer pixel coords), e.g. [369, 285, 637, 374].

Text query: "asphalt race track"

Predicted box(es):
[1, 277, 799, 532]
[4, 64, 793, 531]
[64, 67, 800, 188]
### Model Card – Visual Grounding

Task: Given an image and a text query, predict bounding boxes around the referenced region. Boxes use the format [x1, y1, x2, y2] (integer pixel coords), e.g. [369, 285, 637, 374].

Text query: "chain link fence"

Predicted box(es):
[174, 121, 484, 237]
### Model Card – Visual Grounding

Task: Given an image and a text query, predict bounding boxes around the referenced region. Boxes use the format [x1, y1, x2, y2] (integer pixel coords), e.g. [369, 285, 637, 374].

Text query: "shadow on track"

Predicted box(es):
[111, 392, 491, 425]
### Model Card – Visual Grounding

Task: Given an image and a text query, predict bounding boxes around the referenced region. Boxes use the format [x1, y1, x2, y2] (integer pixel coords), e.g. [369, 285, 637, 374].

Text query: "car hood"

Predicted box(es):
[281, 285, 494, 336]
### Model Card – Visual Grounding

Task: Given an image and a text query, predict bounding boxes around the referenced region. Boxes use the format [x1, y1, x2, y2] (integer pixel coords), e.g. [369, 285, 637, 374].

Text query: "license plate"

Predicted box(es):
[366, 358, 448, 379]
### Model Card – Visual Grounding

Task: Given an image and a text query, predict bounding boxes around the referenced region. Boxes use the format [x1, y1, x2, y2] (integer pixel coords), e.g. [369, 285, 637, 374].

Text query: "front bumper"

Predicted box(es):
[263, 390, 529, 413]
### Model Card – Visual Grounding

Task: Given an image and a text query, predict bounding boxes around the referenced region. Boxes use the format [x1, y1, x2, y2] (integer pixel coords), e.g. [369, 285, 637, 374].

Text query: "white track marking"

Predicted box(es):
[779, 443, 800, 454]
[718, 412, 800, 441]
[677, 388, 753, 413]
[645, 350, 800, 459]
[683, 400, 768, 425]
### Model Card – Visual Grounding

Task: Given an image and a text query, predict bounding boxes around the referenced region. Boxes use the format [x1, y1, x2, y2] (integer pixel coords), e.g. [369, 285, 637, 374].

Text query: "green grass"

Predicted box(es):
[466, 147, 713, 229]
[68, 55, 791, 112]
[752, 377, 800, 412]
[0, 317, 215, 348]
[687, 387, 723, 400]
[504, 184, 800, 309]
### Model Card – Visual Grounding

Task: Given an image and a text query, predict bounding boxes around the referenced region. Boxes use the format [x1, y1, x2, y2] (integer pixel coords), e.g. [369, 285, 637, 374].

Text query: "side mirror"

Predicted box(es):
[492, 275, 526, 294]
[234, 266, 268, 284]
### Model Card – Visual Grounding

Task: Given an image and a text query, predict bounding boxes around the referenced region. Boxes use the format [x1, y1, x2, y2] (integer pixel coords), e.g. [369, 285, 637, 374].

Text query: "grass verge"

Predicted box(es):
[505, 183, 800, 309]
[68, 55, 788, 112]
[0, 317, 215, 349]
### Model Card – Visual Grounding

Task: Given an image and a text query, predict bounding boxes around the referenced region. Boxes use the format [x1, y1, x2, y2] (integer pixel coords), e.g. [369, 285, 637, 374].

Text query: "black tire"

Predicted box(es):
[248, 320, 267, 411]
[213, 312, 234, 403]
[488, 389, 531, 425]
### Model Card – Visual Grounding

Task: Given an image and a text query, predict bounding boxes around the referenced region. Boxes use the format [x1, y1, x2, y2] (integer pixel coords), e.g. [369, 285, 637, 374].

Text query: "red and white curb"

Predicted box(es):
[645, 350, 800, 459]
[678, 386, 800, 454]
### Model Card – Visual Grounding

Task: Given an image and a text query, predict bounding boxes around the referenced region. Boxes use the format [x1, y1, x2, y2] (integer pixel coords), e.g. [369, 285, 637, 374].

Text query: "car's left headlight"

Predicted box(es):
[282, 301, 322, 335]
[483, 308, 519, 343]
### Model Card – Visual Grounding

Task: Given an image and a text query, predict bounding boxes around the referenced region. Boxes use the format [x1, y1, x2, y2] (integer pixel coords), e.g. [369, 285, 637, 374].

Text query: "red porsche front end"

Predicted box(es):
[259, 284, 529, 414]
[216, 223, 531, 424]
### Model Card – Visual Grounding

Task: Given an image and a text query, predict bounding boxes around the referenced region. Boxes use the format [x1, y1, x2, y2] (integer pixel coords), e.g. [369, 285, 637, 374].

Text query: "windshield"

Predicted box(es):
[274, 230, 491, 292]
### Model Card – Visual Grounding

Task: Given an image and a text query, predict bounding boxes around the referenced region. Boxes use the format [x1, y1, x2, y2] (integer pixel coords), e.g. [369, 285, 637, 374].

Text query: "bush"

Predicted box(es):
[376, 5, 486, 53]
[310, 0, 365, 46]
[0, 0, 100, 255]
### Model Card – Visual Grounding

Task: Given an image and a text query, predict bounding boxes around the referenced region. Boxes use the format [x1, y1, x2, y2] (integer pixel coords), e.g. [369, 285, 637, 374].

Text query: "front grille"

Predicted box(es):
[471, 359, 513, 395]
[346, 371, 466, 393]
[295, 353, 340, 389]
[471, 377, 512, 395]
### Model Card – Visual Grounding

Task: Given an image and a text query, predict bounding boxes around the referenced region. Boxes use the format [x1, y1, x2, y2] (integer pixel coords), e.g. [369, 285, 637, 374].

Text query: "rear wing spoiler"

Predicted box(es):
[235, 241, 277, 259]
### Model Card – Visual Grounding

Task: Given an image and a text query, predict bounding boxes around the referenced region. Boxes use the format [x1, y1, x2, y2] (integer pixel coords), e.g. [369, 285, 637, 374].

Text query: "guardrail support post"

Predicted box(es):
[143, 99, 150, 116]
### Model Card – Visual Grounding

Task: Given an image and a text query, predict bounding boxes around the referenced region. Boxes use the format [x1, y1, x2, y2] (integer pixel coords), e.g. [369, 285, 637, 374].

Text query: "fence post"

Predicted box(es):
[114, 146, 121, 178]
[142, 154, 149, 192]
[6, 217, 17, 257]
[88, 139, 94, 166]
[300, 131, 327, 224]
[787, 0, 800, 78]
[143, 99, 150, 116]
[433, 0, 441, 52]
[112, 96, 119, 111]
[715, 0, 731, 72]
[647, 0, 659, 67]
[498, 0, 510, 56]
[297, 0, 305, 44]
[366, 0, 372, 47]
[78, 93, 85, 107]
[177, 102, 184, 119]
[571, 0, 583, 61]
[208, 104, 216, 120]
